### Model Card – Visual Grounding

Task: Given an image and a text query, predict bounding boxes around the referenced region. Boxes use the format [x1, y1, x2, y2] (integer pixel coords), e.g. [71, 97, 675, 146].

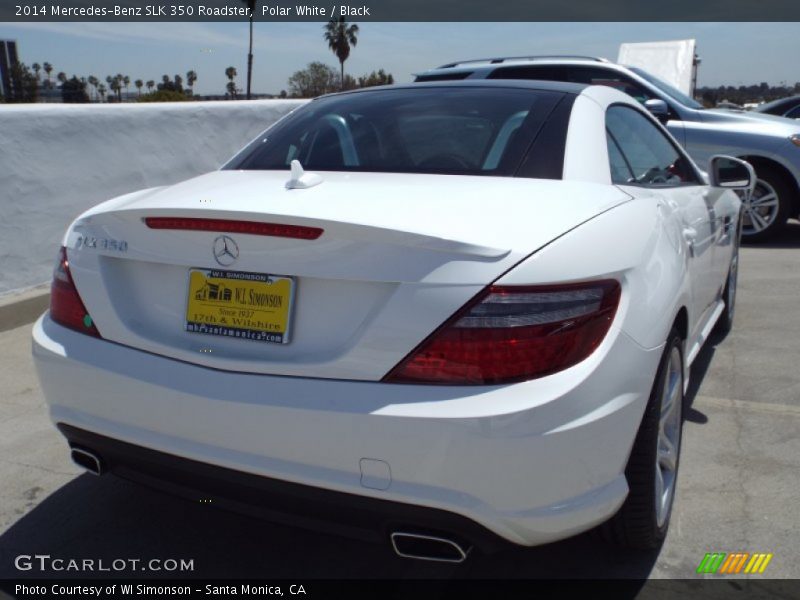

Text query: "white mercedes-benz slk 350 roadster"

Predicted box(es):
[32, 80, 752, 562]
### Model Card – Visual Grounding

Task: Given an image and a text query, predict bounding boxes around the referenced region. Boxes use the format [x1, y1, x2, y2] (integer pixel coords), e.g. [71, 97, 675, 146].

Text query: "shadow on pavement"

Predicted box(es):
[683, 330, 719, 424]
[0, 469, 658, 583]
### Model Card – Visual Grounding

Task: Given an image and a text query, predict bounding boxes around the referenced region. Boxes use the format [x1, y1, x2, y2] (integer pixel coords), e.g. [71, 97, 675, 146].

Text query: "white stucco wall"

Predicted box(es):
[0, 100, 306, 296]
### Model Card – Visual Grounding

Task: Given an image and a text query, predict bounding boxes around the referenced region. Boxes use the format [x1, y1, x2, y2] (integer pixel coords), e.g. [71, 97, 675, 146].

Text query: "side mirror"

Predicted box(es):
[644, 98, 669, 121]
[708, 155, 756, 196]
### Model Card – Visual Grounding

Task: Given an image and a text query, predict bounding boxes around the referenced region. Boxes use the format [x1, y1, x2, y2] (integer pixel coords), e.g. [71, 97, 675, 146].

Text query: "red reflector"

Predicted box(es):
[144, 217, 323, 240]
[384, 280, 621, 385]
[50, 247, 101, 338]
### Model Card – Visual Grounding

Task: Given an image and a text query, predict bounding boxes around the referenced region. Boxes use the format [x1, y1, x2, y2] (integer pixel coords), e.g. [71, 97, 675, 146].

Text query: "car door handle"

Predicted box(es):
[682, 227, 697, 257]
[722, 215, 733, 231]
[720, 216, 734, 244]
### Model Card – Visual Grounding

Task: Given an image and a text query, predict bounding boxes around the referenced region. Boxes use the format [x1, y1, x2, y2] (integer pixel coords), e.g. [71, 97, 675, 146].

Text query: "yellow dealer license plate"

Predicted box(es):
[185, 269, 295, 344]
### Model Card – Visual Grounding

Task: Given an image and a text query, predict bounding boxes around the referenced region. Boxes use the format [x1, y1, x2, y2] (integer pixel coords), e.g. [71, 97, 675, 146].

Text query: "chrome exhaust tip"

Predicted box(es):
[390, 532, 471, 563]
[70, 447, 103, 476]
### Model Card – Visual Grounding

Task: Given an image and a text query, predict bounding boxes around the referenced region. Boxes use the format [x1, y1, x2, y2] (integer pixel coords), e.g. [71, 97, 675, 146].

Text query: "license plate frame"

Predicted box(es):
[185, 268, 295, 344]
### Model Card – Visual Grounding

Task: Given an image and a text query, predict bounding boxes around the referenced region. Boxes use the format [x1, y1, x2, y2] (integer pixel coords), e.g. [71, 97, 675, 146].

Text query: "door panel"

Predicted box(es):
[605, 104, 714, 340]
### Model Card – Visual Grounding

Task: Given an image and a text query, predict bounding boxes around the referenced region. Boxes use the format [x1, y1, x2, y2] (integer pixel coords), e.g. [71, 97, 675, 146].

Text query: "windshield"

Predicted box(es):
[225, 87, 563, 177]
[628, 67, 704, 110]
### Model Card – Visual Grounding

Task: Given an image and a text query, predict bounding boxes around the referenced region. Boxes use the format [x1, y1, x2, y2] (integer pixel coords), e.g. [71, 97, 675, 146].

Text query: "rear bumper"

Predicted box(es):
[32, 313, 663, 547]
[58, 423, 507, 553]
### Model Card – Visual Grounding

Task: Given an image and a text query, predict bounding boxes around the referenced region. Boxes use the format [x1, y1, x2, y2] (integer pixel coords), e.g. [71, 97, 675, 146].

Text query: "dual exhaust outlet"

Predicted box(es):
[69, 447, 471, 563]
[70, 447, 103, 476]
[390, 532, 471, 563]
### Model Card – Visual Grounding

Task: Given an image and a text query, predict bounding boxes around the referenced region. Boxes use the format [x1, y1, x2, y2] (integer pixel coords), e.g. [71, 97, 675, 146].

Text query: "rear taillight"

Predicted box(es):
[384, 280, 621, 385]
[50, 247, 101, 337]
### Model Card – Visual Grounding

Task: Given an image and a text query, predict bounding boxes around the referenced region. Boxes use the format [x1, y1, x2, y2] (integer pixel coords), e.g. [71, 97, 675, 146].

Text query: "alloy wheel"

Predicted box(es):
[742, 179, 780, 236]
[655, 346, 683, 528]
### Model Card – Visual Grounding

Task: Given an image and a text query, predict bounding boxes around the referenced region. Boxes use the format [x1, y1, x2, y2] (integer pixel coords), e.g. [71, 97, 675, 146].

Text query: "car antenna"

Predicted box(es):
[285, 160, 323, 190]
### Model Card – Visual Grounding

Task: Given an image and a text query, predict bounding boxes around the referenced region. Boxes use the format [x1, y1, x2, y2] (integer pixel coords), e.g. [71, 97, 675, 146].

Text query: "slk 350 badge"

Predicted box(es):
[76, 235, 128, 252]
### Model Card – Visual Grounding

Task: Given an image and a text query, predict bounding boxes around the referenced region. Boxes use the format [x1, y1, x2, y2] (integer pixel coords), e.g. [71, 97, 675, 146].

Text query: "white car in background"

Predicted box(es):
[33, 81, 752, 562]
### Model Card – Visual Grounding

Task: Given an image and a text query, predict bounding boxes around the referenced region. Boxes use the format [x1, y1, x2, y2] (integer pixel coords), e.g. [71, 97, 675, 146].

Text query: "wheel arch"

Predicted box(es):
[673, 306, 688, 343]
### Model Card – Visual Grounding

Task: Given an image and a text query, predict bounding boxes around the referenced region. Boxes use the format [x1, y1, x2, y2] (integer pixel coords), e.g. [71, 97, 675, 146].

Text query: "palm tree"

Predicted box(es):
[123, 75, 131, 100]
[146, 80, 155, 93]
[135, 79, 143, 96]
[87, 75, 98, 101]
[186, 70, 197, 95]
[107, 75, 123, 102]
[43, 62, 53, 88]
[240, 0, 257, 99]
[225, 66, 238, 99]
[57, 72, 67, 85]
[98, 83, 107, 102]
[323, 17, 359, 90]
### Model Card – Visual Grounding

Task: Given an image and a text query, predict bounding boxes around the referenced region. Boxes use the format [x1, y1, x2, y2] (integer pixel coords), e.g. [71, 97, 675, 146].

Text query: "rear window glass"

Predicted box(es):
[225, 87, 564, 177]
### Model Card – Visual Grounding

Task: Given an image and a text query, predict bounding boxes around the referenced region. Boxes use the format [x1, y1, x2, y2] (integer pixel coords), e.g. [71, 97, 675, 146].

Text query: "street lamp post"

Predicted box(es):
[245, 0, 256, 100]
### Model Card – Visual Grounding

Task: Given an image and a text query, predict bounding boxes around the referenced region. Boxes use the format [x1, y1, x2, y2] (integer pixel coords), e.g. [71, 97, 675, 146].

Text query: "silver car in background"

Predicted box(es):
[415, 57, 800, 242]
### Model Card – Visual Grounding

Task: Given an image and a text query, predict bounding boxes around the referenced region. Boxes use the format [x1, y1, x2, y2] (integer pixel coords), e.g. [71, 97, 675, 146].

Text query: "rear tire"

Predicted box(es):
[741, 165, 792, 243]
[602, 329, 684, 549]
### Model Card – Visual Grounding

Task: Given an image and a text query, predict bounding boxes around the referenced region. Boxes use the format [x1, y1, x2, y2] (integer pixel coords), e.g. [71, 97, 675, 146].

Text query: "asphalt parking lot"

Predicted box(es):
[1, 224, 799, 585]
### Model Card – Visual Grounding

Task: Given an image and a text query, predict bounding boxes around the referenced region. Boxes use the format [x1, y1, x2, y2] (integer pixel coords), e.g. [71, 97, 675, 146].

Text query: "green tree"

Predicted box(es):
[6, 62, 39, 103]
[97, 83, 107, 102]
[57, 72, 67, 85]
[123, 75, 131, 99]
[87, 75, 99, 102]
[357, 69, 394, 88]
[146, 80, 155, 93]
[106, 75, 122, 102]
[61, 76, 90, 103]
[32, 62, 41, 84]
[138, 89, 189, 102]
[134, 79, 143, 96]
[287, 62, 339, 98]
[186, 70, 197, 95]
[116, 73, 125, 101]
[342, 74, 357, 90]
[157, 75, 183, 93]
[323, 17, 359, 91]
[225, 66, 238, 99]
[42, 62, 53, 89]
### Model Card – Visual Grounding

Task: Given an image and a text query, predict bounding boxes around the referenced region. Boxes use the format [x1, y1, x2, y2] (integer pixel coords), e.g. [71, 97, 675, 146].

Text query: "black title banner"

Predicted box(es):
[4, 0, 800, 21]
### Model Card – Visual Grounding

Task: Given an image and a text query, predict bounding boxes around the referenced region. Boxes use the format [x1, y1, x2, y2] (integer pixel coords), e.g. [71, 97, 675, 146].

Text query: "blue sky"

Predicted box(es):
[1, 22, 799, 95]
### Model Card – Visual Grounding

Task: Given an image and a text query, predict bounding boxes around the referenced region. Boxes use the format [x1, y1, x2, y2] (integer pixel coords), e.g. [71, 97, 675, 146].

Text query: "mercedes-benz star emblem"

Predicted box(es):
[212, 235, 239, 267]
